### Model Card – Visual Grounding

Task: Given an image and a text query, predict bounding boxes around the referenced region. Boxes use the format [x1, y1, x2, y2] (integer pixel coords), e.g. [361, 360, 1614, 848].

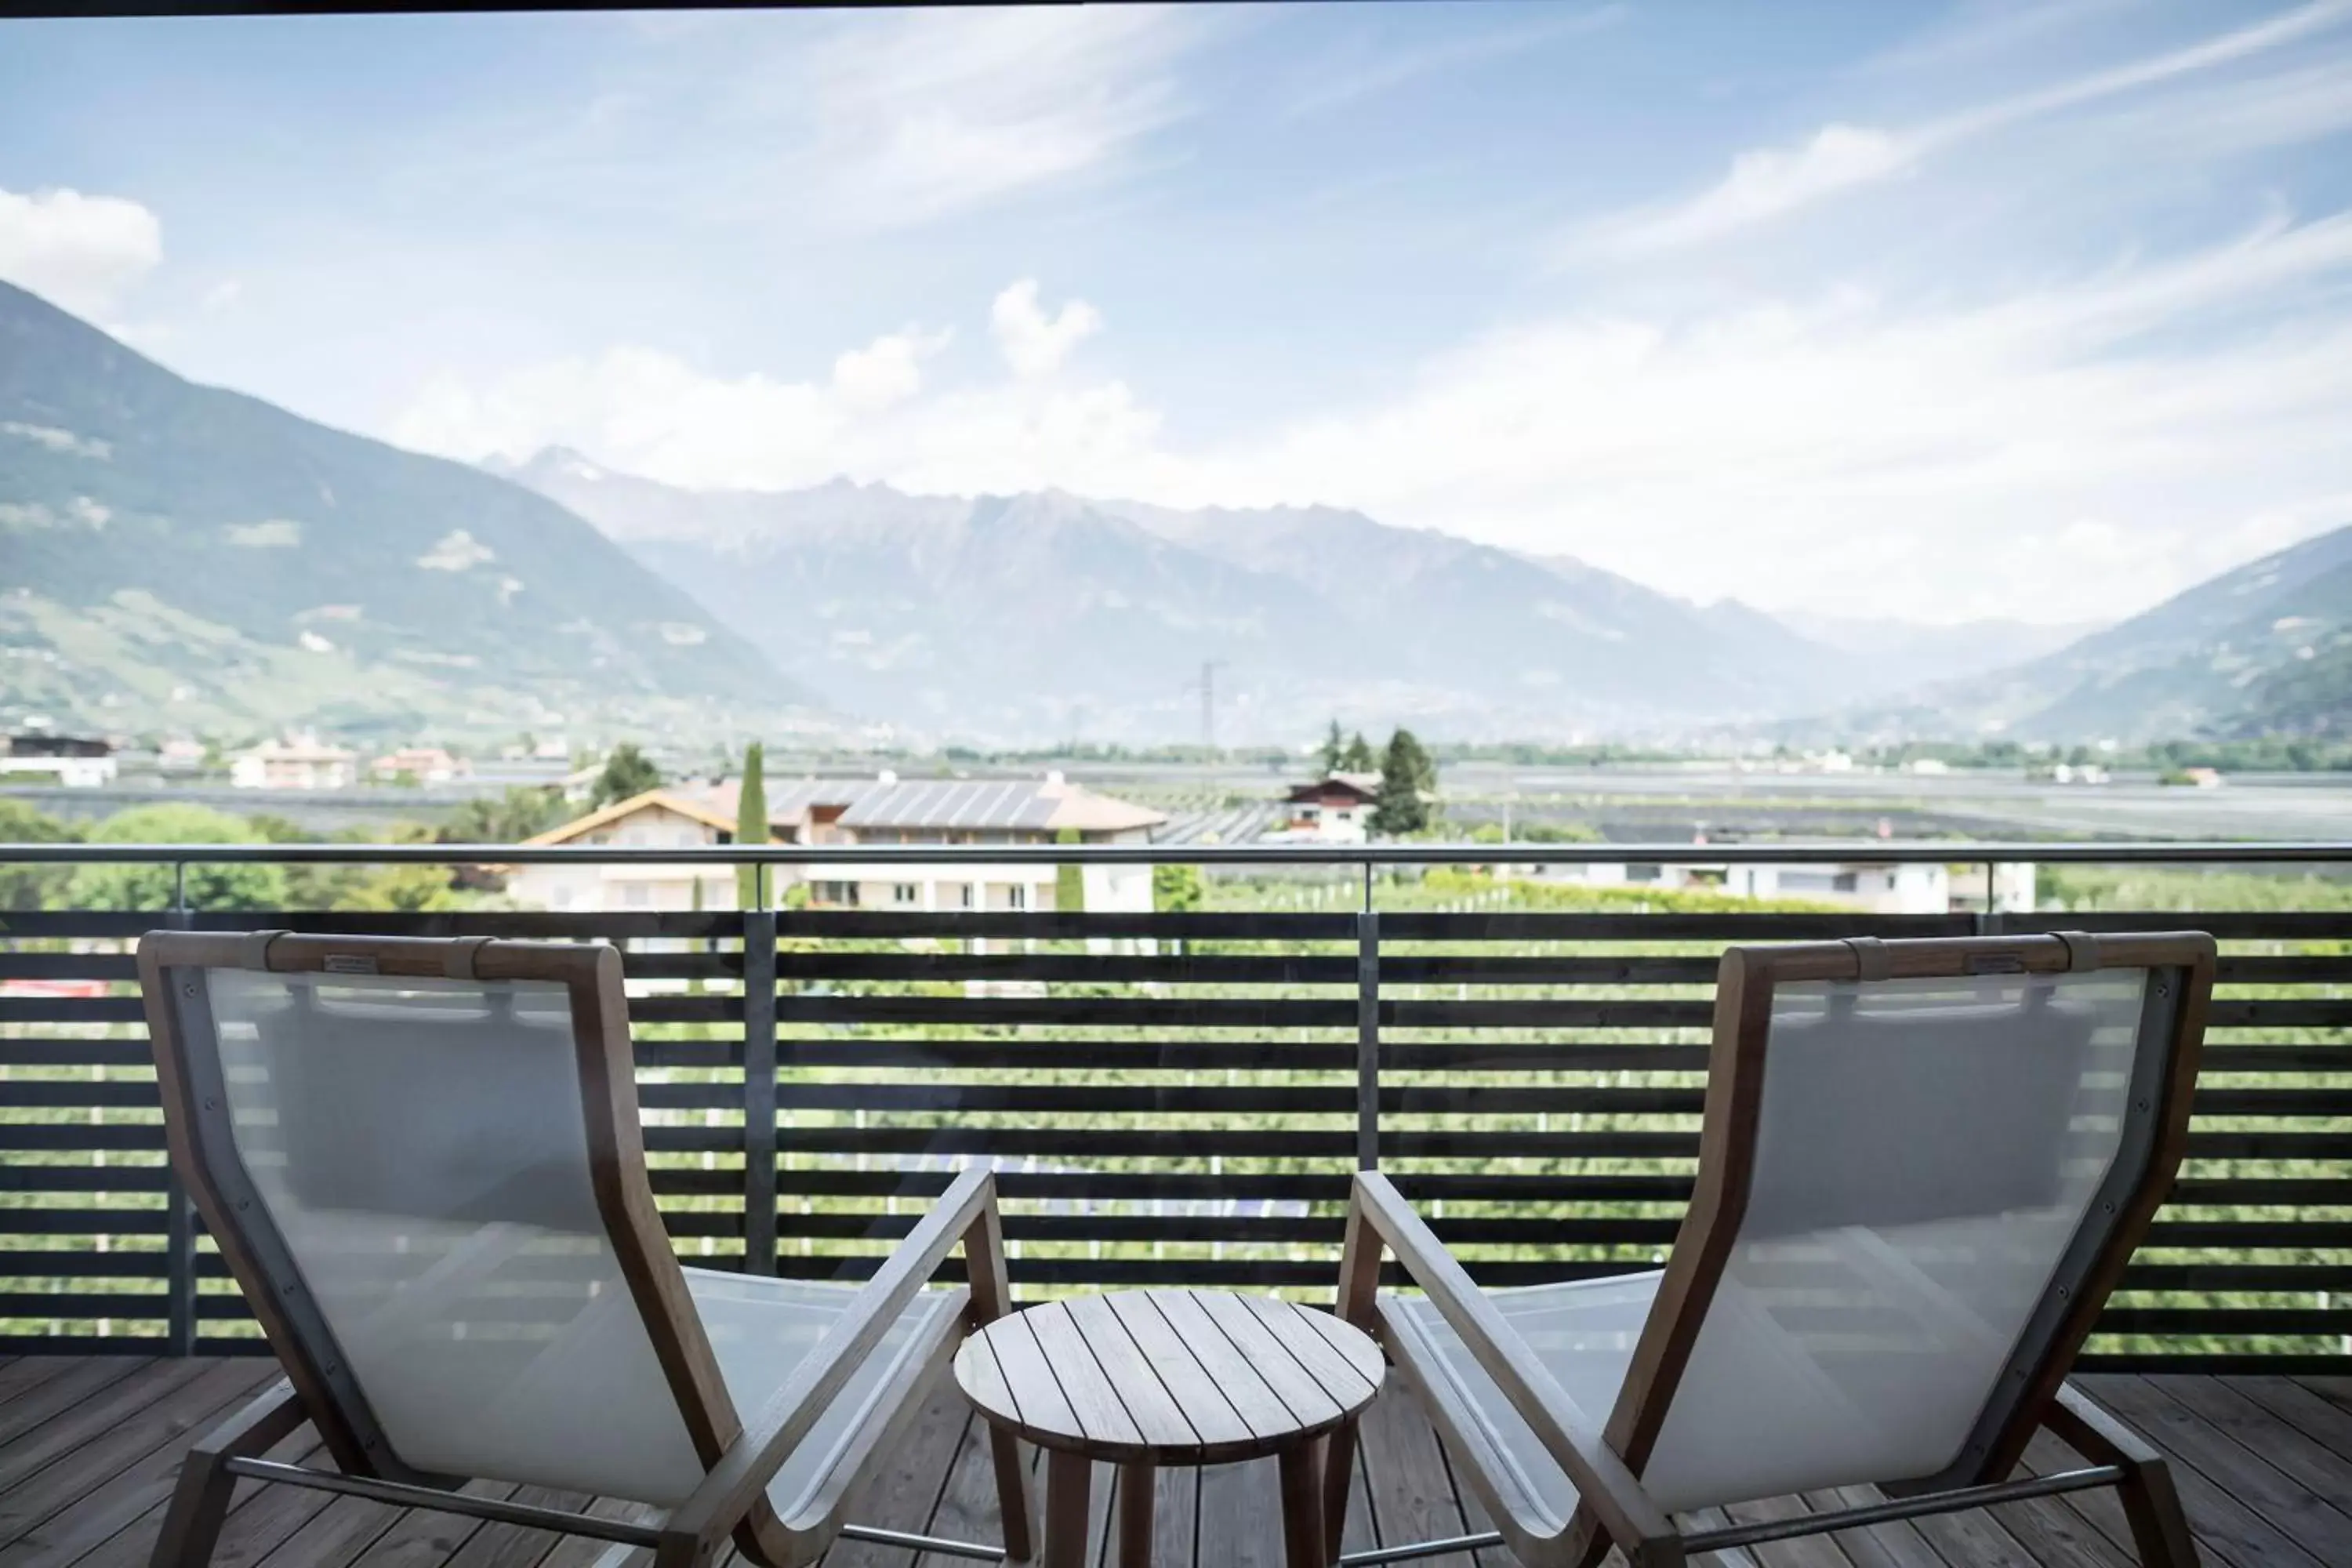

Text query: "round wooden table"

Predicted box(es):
[954, 1289, 1385, 1568]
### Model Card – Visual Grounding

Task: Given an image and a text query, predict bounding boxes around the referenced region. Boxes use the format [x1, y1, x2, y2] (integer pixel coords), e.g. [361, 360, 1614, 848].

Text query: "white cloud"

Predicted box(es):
[1589, 125, 1915, 254]
[1584, 0, 2352, 254]
[831, 326, 949, 412]
[392, 294, 1160, 497]
[396, 216, 2352, 626]
[201, 278, 243, 314]
[1283, 7, 1624, 122]
[0, 186, 163, 318]
[991, 281, 1102, 379]
[793, 8, 1196, 230]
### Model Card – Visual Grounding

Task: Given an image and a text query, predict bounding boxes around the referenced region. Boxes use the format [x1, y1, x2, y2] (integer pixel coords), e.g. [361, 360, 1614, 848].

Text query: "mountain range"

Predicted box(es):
[0, 281, 812, 745]
[495, 448, 2105, 742]
[1834, 524, 2352, 743]
[6, 275, 2345, 747]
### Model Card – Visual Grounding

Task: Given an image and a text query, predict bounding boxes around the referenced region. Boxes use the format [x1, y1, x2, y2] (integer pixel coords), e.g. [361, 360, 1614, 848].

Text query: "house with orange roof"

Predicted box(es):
[506, 770, 1166, 914]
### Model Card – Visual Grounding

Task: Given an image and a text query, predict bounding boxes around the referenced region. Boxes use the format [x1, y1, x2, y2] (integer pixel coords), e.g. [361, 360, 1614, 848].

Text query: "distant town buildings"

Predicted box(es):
[368, 746, 470, 786]
[508, 771, 1166, 914]
[229, 735, 358, 790]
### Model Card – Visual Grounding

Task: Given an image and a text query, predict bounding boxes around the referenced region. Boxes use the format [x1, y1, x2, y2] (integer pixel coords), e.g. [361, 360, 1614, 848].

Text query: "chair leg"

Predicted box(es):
[2115, 1458, 2201, 1568]
[1317, 1424, 1356, 1564]
[2045, 1384, 2201, 1568]
[149, 1379, 307, 1568]
[149, 1449, 238, 1568]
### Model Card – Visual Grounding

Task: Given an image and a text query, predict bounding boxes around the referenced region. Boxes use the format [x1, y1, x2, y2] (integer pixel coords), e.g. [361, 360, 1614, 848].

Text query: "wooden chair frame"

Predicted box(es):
[139, 931, 1034, 1568]
[1324, 931, 2215, 1568]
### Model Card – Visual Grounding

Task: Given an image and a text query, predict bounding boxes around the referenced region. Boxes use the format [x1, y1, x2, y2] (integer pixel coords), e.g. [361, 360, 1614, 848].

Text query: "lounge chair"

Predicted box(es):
[1327, 931, 2212, 1567]
[137, 931, 1032, 1568]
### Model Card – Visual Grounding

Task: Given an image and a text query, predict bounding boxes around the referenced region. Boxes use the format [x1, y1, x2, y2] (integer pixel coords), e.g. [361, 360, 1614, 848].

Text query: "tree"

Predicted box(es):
[1319, 720, 1346, 776]
[1369, 729, 1437, 837]
[1152, 863, 1204, 913]
[1340, 731, 1377, 772]
[589, 743, 662, 811]
[439, 786, 568, 845]
[735, 742, 768, 910]
[335, 863, 463, 913]
[69, 804, 288, 912]
[1054, 826, 1084, 913]
[0, 800, 77, 911]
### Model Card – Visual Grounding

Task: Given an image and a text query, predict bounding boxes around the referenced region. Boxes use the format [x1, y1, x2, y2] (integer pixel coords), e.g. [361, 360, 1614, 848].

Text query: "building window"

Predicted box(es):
[957, 884, 976, 909]
[893, 883, 919, 905]
[1627, 864, 1661, 884]
[1007, 885, 1027, 910]
[813, 880, 859, 906]
[1833, 872, 1859, 893]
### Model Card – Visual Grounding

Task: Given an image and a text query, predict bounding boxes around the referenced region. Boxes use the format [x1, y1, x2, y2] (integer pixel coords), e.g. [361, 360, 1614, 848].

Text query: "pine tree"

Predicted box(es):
[1341, 731, 1377, 772]
[589, 743, 662, 810]
[1370, 728, 1436, 836]
[1319, 720, 1346, 776]
[735, 742, 768, 909]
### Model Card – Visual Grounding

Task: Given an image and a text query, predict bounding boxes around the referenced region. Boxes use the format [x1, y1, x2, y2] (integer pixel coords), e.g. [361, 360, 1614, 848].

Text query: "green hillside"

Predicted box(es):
[0, 281, 811, 742]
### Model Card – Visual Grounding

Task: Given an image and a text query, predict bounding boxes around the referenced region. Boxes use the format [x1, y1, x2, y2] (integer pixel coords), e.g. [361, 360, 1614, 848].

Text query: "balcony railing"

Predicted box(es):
[1, 840, 2345, 1371]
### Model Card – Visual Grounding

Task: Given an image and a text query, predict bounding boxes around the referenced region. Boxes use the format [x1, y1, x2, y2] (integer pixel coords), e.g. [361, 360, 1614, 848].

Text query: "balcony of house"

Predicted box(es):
[0, 840, 2347, 1568]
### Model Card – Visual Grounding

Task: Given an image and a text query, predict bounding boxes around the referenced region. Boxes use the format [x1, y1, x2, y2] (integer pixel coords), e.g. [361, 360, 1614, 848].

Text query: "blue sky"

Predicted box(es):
[4, 1, 2351, 626]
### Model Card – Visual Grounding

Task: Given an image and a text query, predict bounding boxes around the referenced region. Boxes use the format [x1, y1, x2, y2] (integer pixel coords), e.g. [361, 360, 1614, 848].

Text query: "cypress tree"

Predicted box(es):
[735, 742, 768, 909]
[1054, 825, 1084, 913]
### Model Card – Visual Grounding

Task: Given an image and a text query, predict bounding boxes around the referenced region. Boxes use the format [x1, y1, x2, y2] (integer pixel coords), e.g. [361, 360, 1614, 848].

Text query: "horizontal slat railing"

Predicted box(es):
[0, 903, 2344, 1369]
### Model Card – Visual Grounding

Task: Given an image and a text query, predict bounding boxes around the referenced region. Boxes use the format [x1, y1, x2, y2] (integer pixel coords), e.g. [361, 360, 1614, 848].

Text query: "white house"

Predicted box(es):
[1720, 862, 1952, 915]
[229, 735, 357, 790]
[369, 746, 469, 786]
[506, 771, 1167, 915]
[1, 735, 116, 788]
[1531, 857, 2036, 915]
[1265, 772, 1380, 844]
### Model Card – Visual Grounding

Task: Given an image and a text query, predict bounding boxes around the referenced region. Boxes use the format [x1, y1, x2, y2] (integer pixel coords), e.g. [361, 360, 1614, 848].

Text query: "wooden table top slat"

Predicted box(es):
[1236, 1294, 1381, 1407]
[1019, 1302, 1148, 1452]
[950, 1331, 1020, 1434]
[1185, 1291, 1344, 1429]
[958, 1290, 1381, 1466]
[1134, 1293, 1303, 1445]
[1103, 1291, 1258, 1454]
[971, 1309, 1080, 1441]
[1063, 1294, 1200, 1451]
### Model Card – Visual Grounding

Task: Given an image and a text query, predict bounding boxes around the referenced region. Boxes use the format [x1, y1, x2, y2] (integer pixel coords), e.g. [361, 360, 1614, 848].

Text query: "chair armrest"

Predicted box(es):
[2042, 1381, 2164, 1466]
[666, 1167, 1002, 1547]
[1348, 1171, 1678, 1559]
[197, 1377, 309, 1461]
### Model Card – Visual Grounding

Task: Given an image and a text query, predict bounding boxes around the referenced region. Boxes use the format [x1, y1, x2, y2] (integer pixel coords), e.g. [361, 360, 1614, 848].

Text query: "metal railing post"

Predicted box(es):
[1356, 902, 1381, 1173]
[741, 908, 780, 1276]
[163, 879, 197, 1355]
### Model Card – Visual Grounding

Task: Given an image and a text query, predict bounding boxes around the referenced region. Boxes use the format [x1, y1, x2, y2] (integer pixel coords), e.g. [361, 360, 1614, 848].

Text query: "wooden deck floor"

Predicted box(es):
[3, 1358, 2350, 1568]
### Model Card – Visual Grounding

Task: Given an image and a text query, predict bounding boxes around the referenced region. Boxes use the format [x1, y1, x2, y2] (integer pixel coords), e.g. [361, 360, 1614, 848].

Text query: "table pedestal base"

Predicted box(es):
[1042, 1443, 1327, 1568]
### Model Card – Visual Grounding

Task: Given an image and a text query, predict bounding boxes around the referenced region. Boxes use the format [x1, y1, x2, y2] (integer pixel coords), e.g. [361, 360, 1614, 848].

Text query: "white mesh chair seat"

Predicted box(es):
[1384, 1273, 1659, 1533]
[686, 1271, 961, 1526]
